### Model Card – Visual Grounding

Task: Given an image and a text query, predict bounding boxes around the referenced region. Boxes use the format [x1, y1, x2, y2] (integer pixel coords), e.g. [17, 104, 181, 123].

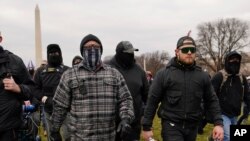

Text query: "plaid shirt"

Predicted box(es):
[51, 63, 134, 141]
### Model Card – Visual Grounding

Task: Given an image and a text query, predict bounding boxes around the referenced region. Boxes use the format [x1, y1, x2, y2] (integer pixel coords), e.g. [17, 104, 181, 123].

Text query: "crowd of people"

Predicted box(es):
[0, 31, 250, 141]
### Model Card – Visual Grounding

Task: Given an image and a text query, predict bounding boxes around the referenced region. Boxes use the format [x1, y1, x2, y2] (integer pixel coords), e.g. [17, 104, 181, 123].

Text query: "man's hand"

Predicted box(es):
[24, 100, 31, 106]
[142, 130, 153, 141]
[42, 96, 48, 103]
[117, 120, 131, 138]
[212, 125, 224, 141]
[50, 131, 62, 141]
[3, 76, 21, 93]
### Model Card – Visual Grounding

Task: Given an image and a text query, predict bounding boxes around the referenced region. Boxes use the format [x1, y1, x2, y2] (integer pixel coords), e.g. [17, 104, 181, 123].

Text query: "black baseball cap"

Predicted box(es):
[176, 36, 196, 49]
[116, 41, 139, 54]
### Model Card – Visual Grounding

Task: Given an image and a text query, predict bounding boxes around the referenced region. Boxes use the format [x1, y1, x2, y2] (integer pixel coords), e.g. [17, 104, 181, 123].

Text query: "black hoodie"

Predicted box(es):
[211, 51, 250, 117]
[108, 57, 149, 125]
[142, 57, 222, 130]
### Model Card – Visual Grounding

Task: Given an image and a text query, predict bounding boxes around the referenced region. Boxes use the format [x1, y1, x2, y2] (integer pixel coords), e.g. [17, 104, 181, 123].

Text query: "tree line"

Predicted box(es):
[135, 18, 250, 77]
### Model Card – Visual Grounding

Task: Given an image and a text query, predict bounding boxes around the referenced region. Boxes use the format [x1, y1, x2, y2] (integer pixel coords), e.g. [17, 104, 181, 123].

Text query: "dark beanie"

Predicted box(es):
[47, 44, 61, 55]
[176, 36, 196, 49]
[80, 34, 103, 56]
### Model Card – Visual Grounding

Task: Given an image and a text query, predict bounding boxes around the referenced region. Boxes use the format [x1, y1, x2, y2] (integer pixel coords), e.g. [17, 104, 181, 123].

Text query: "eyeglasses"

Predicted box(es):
[84, 45, 101, 49]
[179, 47, 196, 54]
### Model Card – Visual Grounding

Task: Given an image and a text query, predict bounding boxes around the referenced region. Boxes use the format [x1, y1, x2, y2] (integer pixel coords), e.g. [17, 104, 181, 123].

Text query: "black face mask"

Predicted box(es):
[48, 54, 62, 67]
[28, 69, 35, 77]
[115, 52, 135, 68]
[227, 61, 240, 75]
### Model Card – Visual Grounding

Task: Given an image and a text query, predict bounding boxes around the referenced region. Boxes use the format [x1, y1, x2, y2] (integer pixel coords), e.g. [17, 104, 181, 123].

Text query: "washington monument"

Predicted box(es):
[35, 4, 42, 68]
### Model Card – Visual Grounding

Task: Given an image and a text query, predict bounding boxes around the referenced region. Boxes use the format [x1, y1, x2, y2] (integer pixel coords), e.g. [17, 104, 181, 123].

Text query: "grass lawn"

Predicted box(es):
[38, 115, 250, 141]
[140, 115, 250, 141]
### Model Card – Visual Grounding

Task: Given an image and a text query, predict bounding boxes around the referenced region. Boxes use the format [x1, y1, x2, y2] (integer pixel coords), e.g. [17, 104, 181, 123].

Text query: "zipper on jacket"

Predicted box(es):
[183, 71, 187, 129]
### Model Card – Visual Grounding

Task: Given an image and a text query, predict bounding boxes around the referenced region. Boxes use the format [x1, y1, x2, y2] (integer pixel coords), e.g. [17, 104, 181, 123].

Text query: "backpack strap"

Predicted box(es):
[239, 74, 244, 101]
[219, 69, 228, 92]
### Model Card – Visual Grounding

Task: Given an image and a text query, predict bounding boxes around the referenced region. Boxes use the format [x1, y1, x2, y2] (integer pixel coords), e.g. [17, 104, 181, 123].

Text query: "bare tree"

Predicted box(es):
[240, 52, 250, 75]
[136, 51, 170, 76]
[196, 18, 250, 73]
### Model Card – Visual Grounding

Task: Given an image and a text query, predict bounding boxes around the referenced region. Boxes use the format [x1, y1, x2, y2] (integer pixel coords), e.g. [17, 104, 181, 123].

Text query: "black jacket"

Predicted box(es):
[33, 64, 69, 114]
[108, 57, 149, 124]
[211, 52, 250, 117]
[0, 46, 34, 131]
[142, 57, 222, 130]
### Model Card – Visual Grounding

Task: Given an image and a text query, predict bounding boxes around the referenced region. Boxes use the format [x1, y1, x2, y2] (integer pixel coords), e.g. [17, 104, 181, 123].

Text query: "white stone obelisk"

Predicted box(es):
[35, 4, 42, 68]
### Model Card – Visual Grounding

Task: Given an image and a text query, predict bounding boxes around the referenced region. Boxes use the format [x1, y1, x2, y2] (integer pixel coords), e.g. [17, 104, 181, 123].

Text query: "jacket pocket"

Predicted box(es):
[103, 77, 119, 86]
[70, 80, 87, 96]
[167, 91, 182, 105]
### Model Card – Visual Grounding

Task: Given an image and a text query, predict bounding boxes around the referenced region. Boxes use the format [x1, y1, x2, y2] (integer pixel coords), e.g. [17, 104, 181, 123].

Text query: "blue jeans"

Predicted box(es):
[222, 115, 237, 141]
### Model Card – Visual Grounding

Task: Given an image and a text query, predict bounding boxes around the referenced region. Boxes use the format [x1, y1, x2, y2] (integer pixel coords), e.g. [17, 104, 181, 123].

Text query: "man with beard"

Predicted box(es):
[211, 51, 250, 141]
[142, 35, 224, 141]
[33, 44, 69, 141]
[0, 32, 34, 141]
[107, 41, 149, 141]
[50, 34, 134, 141]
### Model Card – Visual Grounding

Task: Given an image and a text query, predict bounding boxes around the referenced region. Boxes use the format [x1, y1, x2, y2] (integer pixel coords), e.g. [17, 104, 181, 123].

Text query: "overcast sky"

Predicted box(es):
[0, 0, 250, 67]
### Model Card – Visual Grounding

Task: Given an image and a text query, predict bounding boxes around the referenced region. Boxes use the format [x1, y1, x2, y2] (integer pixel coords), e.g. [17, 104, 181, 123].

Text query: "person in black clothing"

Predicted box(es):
[33, 44, 69, 141]
[211, 51, 250, 141]
[108, 41, 149, 141]
[142, 35, 224, 141]
[0, 32, 34, 141]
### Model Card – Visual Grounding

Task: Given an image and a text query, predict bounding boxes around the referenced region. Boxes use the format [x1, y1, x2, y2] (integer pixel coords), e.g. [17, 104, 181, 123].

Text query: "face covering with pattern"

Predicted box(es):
[82, 48, 101, 71]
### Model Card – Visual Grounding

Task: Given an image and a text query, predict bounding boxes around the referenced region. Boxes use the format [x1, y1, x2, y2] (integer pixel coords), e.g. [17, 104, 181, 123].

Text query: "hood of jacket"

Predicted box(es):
[224, 51, 241, 74]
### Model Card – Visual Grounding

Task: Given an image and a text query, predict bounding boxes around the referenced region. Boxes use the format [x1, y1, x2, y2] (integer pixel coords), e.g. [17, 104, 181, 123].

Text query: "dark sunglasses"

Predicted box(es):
[179, 47, 196, 54]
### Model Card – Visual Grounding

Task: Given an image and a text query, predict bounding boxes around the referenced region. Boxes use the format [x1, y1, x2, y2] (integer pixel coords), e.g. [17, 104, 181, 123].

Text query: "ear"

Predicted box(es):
[175, 49, 179, 55]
